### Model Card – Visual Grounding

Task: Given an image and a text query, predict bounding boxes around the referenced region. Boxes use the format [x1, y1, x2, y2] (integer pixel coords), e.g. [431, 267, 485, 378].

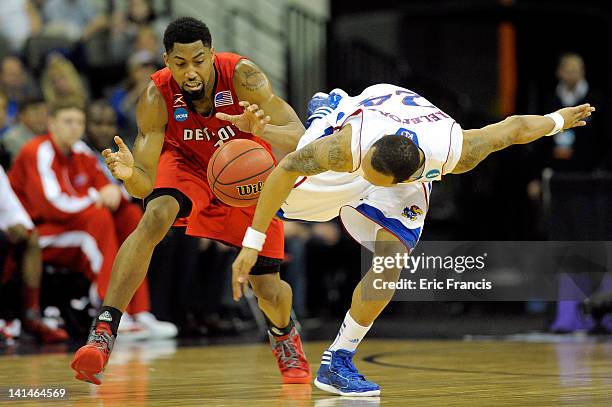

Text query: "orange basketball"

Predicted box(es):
[207, 139, 275, 207]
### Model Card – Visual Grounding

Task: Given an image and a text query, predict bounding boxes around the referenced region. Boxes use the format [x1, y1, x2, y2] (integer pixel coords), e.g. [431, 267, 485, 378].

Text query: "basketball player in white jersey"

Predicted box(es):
[223, 84, 594, 396]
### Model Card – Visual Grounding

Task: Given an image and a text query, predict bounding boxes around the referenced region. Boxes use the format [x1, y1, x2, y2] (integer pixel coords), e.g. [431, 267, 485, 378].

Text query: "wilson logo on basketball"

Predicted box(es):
[236, 181, 264, 196]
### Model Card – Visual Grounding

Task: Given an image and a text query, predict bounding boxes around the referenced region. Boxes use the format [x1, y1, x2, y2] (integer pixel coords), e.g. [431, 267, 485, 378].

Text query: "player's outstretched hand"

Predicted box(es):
[102, 136, 134, 181]
[231, 247, 259, 301]
[215, 101, 271, 137]
[557, 103, 595, 130]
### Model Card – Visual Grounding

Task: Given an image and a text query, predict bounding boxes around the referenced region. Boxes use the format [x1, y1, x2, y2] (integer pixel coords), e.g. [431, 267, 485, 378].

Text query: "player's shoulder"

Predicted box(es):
[217, 52, 246, 63]
[135, 81, 168, 128]
[138, 81, 167, 112]
[232, 57, 262, 78]
[142, 80, 164, 102]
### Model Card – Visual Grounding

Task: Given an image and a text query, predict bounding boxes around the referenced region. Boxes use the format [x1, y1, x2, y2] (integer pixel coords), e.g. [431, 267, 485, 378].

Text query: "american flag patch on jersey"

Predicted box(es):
[214, 91, 233, 107]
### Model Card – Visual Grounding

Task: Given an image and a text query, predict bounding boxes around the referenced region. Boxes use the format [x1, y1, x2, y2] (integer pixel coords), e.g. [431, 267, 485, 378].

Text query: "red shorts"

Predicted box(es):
[152, 147, 284, 259]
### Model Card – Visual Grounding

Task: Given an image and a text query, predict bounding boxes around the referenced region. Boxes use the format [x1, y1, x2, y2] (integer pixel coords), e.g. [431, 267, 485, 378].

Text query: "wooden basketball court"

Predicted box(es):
[1, 338, 610, 406]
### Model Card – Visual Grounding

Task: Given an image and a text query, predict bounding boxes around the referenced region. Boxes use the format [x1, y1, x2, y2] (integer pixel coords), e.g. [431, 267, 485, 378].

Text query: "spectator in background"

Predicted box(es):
[109, 50, 157, 142]
[110, 0, 167, 62]
[41, 53, 88, 107]
[134, 26, 164, 64]
[0, 56, 39, 123]
[9, 99, 176, 340]
[0, 0, 42, 53]
[537, 53, 605, 172]
[0, 90, 10, 169]
[85, 100, 120, 175]
[0, 166, 69, 343]
[41, 0, 108, 43]
[529, 53, 609, 333]
[2, 96, 48, 162]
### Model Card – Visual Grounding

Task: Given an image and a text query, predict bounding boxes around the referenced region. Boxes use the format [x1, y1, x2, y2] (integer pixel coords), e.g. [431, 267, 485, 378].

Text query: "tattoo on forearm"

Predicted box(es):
[241, 68, 267, 91]
[453, 131, 512, 174]
[282, 143, 326, 175]
[326, 136, 351, 172]
[282, 135, 351, 175]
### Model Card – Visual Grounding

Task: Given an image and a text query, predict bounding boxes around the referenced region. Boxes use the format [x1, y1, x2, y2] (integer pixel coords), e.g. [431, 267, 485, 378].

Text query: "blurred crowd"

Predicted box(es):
[0, 0, 357, 347]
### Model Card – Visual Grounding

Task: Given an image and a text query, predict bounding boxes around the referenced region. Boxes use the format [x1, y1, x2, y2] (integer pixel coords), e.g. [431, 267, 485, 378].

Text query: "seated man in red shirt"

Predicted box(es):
[1, 165, 68, 343]
[9, 99, 174, 339]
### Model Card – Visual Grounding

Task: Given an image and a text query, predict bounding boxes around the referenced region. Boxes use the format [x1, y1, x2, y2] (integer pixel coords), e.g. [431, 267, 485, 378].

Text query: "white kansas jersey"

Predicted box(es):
[280, 84, 463, 228]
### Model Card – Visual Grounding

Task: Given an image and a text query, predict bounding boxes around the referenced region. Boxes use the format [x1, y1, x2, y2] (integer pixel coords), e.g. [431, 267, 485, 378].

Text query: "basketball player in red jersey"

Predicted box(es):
[71, 17, 310, 385]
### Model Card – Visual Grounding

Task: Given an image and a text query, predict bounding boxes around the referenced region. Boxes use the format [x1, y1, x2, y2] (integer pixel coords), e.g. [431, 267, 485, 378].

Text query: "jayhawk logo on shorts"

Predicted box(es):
[402, 205, 423, 221]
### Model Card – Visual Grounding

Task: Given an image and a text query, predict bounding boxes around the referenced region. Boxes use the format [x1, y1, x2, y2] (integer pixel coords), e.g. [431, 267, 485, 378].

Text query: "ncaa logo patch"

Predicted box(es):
[426, 169, 440, 179]
[174, 107, 188, 122]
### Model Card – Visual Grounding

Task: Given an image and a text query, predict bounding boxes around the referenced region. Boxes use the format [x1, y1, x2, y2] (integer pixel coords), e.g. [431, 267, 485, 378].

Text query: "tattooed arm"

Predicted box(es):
[452, 104, 595, 174]
[249, 125, 353, 234]
[232, 59, 305, 153]
[230, 125, 352, 299]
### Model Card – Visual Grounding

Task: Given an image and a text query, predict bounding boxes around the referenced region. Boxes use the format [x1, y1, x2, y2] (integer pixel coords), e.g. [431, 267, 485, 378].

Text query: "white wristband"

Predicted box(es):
[242, 227, 267, 251]
[544, 112, 564, 136]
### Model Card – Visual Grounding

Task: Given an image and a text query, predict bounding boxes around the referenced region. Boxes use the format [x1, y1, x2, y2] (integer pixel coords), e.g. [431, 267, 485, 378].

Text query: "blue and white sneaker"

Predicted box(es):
[307, 92, 330, 117]
[327, 88, 348, 110]
[305, 92, 332, 129]
[314, 349, 380, 396]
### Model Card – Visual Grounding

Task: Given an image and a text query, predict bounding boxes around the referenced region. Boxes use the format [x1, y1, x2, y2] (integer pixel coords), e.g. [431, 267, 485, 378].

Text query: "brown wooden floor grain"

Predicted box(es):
[0, 339, 610, 406]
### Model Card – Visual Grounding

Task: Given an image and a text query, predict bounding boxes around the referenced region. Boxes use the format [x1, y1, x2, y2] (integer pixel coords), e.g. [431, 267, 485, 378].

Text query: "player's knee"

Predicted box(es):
[377, 265, 402, 282]
[140, 198, 179, 236]
[250, 275, 281, 303]
[373, 240, 407, 282]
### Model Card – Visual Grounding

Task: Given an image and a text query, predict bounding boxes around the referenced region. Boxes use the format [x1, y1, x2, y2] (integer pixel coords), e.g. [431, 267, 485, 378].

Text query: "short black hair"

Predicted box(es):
[163, 17, 212, 53]
[370, 135, 421, 183]
[18, 95, 46, 112]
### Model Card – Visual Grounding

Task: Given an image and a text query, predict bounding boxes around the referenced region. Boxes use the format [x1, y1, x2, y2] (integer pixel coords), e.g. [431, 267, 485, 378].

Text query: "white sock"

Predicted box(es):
[328, 311, 372, 352]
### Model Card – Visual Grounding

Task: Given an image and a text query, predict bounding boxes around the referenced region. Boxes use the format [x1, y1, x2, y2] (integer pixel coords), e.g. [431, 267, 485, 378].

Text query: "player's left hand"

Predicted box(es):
[231, 247, 259, 301]
[215, 101, 271, 137]
[557, 103, 596, 130]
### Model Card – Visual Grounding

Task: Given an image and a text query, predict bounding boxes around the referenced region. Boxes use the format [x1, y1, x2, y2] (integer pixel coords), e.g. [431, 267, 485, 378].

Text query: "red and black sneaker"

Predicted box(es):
[70, 322, 115, 385]
[269, 327, 311, 384]
[23, 319, 69, 344]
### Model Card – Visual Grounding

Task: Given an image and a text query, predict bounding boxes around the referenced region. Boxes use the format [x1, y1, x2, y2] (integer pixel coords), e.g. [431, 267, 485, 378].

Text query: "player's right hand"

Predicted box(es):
[557, 103, 595, 130]
[102, 136, 134, 181]
[231, 247, 259, 301]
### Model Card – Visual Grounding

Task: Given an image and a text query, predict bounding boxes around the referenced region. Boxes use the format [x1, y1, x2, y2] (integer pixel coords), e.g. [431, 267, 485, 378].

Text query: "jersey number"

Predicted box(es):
[358, 89, 434, 109]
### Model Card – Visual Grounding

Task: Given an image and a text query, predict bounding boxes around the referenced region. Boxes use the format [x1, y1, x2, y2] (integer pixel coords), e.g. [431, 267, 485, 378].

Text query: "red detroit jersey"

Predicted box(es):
[150, 52, 275, 177]
[148, 52, 285, 259]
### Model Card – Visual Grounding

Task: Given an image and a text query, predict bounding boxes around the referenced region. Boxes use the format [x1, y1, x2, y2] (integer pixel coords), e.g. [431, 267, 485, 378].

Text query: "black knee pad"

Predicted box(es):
[250, 255, 282, 275]
[144, 188, 193, 219]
